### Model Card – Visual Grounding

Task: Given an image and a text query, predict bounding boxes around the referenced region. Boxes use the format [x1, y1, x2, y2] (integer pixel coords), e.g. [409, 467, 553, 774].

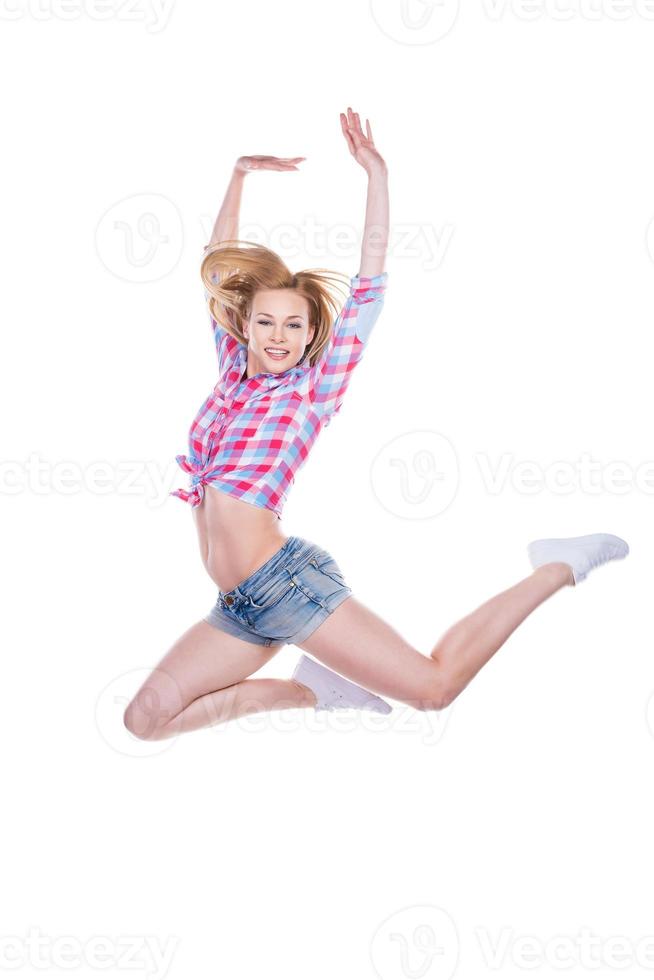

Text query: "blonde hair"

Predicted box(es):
[200, 239, 350, 367]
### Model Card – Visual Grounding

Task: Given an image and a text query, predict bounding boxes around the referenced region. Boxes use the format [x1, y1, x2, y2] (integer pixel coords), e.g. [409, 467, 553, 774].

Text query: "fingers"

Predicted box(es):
[343, 106, 375, 146]
[348, 106, 365, 141]
[345, 108, 363, 152]
[349, 106, 362, 137]
[265, 157, 306, 168]
[340, 111, 356, 154]
[248, 156, 307, 171]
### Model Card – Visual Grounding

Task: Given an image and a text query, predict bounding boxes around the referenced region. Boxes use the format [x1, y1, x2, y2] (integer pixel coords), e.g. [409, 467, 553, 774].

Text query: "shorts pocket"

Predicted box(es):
[244, 583, 302, 639]
[247, 572, 296, 611]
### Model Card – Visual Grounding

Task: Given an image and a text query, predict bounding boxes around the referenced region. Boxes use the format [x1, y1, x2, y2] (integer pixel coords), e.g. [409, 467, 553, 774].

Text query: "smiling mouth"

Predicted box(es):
[265, 348, 290, 359]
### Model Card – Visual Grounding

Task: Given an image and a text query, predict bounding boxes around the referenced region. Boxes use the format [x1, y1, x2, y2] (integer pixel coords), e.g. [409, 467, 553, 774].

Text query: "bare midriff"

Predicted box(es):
[191, 483, 289, 594]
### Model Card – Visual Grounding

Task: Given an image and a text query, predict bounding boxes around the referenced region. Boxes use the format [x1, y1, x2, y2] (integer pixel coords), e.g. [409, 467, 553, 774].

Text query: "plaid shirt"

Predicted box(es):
[170, 267, 388, 518]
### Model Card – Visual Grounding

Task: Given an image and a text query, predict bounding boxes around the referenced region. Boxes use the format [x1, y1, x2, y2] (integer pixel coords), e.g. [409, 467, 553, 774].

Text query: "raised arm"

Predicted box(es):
[339, 107, 389, 279]
[307, 108, 389, 422]
[205, 154, 307, 251]
[203, 155, 306, 371]
[204, 166, 246, 251]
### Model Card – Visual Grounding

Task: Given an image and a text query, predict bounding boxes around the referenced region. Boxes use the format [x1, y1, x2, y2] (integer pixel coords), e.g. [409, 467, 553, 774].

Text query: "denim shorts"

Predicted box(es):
[203, 535, 353, 647]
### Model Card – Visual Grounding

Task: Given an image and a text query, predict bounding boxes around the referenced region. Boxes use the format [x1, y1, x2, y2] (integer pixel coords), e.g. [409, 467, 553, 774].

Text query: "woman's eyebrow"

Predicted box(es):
[256, 312, 306, 320]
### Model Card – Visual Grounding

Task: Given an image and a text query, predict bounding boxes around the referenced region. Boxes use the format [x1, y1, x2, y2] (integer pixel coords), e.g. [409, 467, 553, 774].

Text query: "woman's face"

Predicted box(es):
[244, 288, 315, 374]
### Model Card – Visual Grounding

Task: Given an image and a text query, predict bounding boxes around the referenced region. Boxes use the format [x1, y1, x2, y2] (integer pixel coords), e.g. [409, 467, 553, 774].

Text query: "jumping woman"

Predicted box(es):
[123, 107, 629, 741]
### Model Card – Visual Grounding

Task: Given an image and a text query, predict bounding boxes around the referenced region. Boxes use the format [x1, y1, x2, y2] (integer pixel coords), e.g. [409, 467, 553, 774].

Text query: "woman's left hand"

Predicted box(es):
[340, 107, 387, 177]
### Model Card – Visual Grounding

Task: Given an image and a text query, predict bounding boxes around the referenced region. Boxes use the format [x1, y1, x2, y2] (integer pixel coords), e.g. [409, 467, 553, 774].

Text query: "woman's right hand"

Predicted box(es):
[235, 155, 306, 173]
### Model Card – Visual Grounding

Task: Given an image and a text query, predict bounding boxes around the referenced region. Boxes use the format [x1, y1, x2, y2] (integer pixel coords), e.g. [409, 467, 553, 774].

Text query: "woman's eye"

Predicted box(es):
[258, 320, 302, 329]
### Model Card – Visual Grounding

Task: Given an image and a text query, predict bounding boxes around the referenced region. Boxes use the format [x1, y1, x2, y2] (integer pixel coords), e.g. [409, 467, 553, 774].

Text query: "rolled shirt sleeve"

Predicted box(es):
[307, 270, 388, 423]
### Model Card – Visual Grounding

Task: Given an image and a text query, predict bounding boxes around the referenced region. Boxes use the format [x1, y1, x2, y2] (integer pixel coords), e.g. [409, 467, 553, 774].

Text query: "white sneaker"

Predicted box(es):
[527, 532, 629, 585]
[291, 654, 392, 714]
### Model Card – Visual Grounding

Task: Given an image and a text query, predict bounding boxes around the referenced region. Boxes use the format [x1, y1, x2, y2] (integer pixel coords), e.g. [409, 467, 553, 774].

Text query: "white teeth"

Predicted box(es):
[266, 348, 288, 354]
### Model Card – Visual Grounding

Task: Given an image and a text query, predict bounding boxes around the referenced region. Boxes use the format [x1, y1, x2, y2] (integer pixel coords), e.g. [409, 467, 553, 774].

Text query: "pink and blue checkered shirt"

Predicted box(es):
[170, 266, 388, 518]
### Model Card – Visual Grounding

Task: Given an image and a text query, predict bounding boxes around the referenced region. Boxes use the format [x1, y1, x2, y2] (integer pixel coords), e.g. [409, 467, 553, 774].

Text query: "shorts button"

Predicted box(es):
[225, 595, 234, 605]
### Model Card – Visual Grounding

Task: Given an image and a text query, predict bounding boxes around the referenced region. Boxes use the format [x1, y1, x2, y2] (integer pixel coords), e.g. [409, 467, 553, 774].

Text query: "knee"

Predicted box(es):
[123, 695, 171, 741]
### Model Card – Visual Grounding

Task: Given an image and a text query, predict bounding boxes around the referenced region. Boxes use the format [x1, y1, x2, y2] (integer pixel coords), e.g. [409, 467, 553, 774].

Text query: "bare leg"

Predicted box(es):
[430, 561, 573, 705]
[124, 563, 572, 736]
[294, 562, 573, 710]
[123, 620, 314, 741]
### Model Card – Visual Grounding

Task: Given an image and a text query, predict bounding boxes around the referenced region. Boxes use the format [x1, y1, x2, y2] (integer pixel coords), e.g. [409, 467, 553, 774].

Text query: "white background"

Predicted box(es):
[2, 0, 653, 977]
